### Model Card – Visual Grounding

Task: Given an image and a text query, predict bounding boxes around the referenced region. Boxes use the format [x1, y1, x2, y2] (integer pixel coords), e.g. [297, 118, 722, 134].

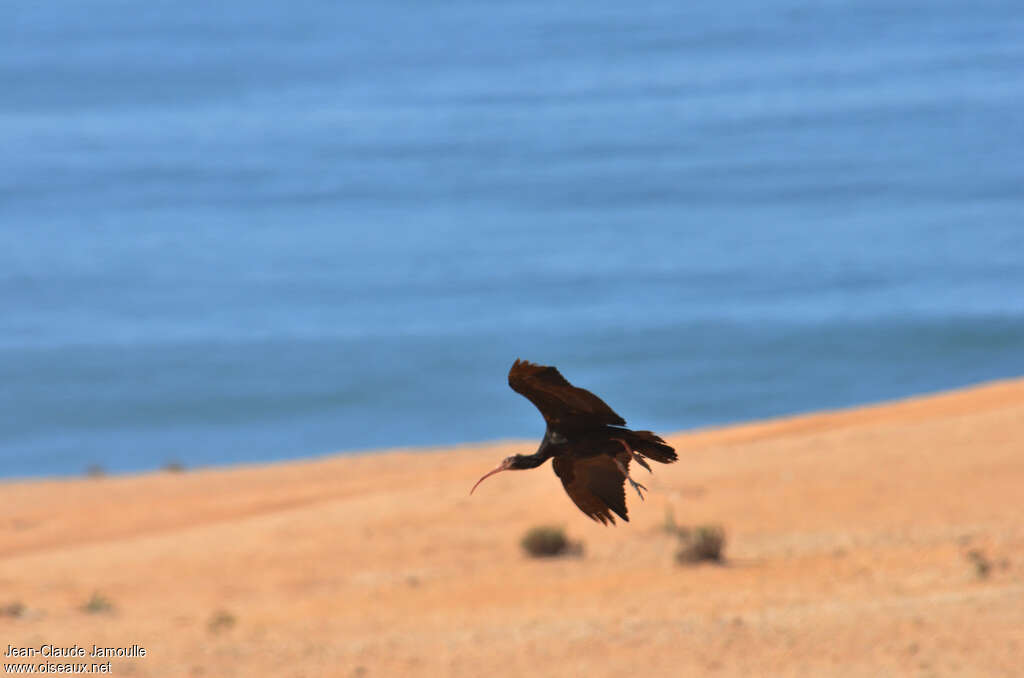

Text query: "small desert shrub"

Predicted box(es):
[162, 460, 186, 473]
[675, 524, 726, 564]
[2, 601, 25, 618]
[521, 525, 570, 557]
[208, 609, 236, 633]
[85, 464, 106, 478]
[82, 592, 113, 614]
[965, 549, 992, 579]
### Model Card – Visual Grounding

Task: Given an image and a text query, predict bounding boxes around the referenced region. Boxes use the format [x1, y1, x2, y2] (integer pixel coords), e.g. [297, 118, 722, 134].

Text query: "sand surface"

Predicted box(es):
[3, 379, 1023, 677]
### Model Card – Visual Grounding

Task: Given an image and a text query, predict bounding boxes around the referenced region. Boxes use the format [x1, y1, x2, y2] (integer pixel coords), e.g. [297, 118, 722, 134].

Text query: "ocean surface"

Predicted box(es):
[2, 0, 1023, 478]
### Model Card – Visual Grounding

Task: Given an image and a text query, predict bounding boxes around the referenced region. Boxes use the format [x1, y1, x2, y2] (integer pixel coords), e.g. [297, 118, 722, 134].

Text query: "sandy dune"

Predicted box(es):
[2, 379, 1022, 677]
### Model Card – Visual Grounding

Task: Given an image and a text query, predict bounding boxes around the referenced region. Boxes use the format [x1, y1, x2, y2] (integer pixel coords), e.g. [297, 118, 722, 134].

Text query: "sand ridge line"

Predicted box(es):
[678, 377, 1024, 450]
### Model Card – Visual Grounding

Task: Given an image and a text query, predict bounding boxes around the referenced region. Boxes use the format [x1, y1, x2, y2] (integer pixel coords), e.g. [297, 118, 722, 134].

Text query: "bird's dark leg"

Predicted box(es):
[611, 438, 648, 501]
[613, 457, 647, 501]
[611, 437, 651, 472]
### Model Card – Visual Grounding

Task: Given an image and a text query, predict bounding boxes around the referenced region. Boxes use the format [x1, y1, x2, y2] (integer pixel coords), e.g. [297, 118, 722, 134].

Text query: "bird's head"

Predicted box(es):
[469, 454, 530, 495]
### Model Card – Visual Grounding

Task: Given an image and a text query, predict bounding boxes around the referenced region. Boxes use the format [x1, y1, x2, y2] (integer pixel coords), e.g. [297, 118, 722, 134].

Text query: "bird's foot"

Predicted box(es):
[610, 437, 652, 473]
[627, 476, 648, 501]
[612, 455, 648, 501]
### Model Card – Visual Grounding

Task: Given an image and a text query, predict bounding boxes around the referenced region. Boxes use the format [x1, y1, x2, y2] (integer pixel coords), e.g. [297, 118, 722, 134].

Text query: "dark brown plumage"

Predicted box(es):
[470, 359, 677, 524]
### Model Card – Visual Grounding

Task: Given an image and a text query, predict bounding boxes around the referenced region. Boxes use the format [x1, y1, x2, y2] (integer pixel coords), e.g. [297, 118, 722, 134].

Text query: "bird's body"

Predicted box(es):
[471, 359, 677, 524]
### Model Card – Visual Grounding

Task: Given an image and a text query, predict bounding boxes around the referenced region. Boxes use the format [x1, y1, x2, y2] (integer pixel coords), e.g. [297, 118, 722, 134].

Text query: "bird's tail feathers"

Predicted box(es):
[624, 430, 677, 464]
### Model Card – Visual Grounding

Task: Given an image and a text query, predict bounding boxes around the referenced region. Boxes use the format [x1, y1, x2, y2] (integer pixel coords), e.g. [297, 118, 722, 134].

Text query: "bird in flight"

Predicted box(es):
[471, 359, 677, 524]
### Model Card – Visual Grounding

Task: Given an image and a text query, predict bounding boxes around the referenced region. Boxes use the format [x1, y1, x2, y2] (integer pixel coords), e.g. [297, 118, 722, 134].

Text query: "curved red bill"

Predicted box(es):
[469, 459, 513, 495]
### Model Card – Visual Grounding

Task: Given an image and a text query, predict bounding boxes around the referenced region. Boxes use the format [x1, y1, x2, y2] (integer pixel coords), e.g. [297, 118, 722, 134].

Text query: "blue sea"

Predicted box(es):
[2, 0, 1023, 479]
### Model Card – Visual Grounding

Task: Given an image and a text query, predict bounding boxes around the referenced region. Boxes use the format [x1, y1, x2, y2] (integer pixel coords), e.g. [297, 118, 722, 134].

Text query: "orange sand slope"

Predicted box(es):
[3, 378, 1023, 677]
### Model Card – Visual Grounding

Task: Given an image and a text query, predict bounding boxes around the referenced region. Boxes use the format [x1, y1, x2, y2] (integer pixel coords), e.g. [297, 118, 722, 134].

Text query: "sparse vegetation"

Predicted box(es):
[663, 506, 681, 534]
[674, 524, 727, 565]
[2, 601, 25, 618]
[208, 609, 236, 633]
[162, 460, 186, 473]
[521, 525, 572, 557]
[663, 506, 727, 564]
[85, 464, 106, 478]
[965, 549, 992, 579]
[82, 592, 114, 614]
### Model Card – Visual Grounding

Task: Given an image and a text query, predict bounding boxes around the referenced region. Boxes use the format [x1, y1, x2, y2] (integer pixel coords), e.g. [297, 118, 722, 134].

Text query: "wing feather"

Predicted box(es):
[552, 454, 631, 525]
[508, 359, 625, 430]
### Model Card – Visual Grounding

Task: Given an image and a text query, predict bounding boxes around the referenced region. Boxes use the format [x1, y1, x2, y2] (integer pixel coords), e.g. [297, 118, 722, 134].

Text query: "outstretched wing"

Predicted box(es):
[552, 453, 631, 525]
[508, 359, 625, 430]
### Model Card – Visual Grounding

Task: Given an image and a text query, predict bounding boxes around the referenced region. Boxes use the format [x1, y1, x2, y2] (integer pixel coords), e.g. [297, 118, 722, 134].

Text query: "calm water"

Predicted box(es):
[2, 0, 1023, 478]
